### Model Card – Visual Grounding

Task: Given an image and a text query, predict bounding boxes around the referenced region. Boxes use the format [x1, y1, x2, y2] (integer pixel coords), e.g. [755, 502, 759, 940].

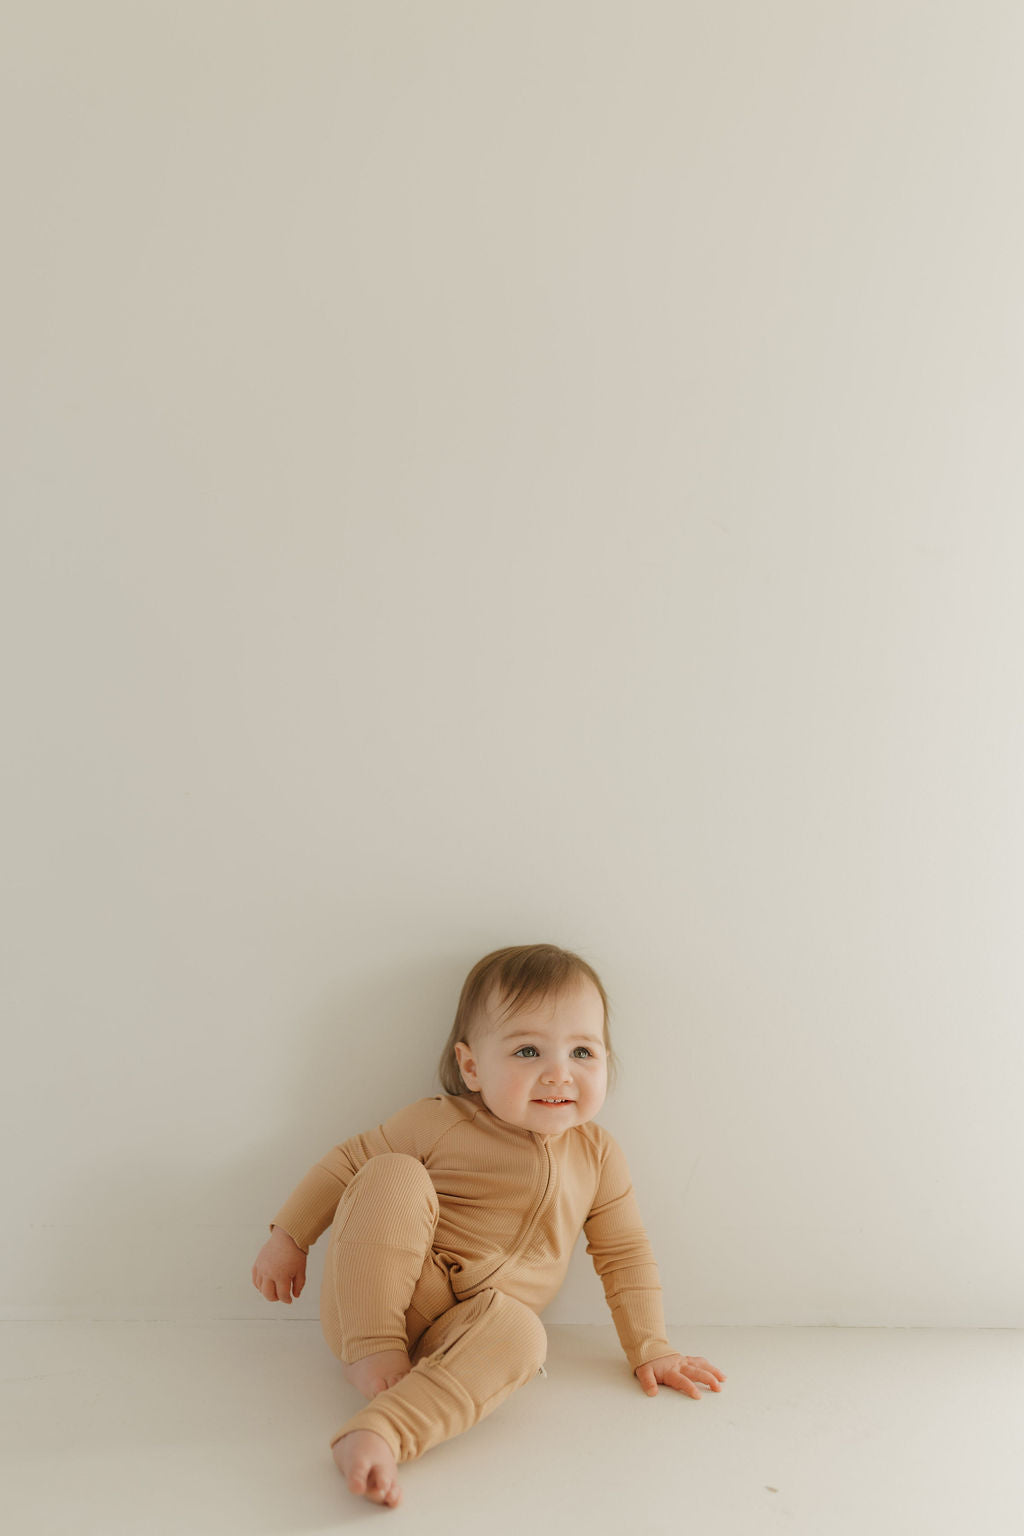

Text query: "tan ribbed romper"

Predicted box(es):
[270, 1094, 671, 1463]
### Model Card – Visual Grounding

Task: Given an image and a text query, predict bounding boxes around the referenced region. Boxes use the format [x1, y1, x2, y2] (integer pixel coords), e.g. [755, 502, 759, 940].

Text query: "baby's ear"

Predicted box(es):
[453, 1040, 478, 1088]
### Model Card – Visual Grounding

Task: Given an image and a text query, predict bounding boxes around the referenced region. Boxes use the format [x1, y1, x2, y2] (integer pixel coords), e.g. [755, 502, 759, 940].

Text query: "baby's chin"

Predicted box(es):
[515, 1099, 597, 1128]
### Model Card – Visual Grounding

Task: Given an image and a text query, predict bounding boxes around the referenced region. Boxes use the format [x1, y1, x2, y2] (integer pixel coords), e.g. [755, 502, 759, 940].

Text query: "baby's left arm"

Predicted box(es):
[634, 1353, 727, 1399]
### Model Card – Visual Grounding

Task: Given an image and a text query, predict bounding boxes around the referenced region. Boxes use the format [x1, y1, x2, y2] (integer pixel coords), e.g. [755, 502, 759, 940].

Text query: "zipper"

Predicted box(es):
[521, 1137, 557, 1256]
[467, 1135, 551, 1290]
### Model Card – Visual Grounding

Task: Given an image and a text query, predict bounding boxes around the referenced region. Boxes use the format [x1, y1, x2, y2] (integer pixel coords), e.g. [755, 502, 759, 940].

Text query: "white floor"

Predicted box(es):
[3, 1320, 1021, 1534]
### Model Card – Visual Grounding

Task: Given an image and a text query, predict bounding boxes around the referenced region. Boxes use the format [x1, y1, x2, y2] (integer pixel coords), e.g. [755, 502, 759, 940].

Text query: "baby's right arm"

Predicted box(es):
[252, 1224, 307, 1304]
[252, 1098, 447, 1301]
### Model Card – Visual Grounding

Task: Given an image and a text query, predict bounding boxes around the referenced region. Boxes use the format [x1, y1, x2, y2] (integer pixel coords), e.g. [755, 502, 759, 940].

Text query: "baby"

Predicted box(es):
[252, 943, 726, 1509]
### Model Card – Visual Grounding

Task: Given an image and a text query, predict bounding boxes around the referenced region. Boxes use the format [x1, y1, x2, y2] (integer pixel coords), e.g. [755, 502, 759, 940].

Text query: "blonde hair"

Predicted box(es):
[437, 943, 619, 1096]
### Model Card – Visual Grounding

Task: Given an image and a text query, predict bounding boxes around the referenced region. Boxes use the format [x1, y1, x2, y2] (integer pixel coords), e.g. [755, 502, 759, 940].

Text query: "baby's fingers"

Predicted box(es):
[678, 1362, 725, 1393]
[635, 1364, 659, 1397]
[666, 1368, 703, 1400]
[252, 1267, 283, 1303]
[686, 1355, 727, 1381]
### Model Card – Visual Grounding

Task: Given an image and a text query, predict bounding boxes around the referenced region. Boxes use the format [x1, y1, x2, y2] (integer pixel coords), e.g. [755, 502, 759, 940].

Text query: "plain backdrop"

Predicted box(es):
[2, 1, 1022, 1332]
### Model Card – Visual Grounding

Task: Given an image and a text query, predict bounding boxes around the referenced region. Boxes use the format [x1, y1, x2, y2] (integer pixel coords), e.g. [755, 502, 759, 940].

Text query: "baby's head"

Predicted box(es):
[437, 944, 619, 1132]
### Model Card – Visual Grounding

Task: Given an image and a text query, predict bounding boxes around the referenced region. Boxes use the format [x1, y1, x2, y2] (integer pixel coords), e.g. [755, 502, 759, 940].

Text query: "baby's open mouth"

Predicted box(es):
[533, 1098, 573, 1104]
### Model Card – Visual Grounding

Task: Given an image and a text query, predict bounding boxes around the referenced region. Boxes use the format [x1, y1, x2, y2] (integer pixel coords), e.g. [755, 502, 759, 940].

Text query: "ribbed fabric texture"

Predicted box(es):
[319, 1150, 549, 1459]
[322, 1154, 446, 1362]
[271, 1094, 673, 1377]
[333, 1287, 548, 1463]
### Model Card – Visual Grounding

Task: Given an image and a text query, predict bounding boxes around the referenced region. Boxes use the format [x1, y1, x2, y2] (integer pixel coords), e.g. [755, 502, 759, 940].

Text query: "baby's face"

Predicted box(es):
[454, 979, 608, 1134]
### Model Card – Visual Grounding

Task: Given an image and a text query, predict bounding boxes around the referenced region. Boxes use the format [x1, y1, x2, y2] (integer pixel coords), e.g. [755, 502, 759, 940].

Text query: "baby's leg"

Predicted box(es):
[330, 1287, 547, 1470]
[320, 1150, 460, 1500]
[320, 1152, 453, 1377]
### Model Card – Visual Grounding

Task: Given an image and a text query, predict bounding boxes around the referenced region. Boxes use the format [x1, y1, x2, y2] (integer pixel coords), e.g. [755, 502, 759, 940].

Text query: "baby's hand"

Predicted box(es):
[252, 1225, 307, 1303]
[634, 1353, 726, 1400]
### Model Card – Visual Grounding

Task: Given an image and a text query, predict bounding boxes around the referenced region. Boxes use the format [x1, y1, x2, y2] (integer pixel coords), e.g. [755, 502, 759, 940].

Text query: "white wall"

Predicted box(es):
[3, 1, 1022, 1327]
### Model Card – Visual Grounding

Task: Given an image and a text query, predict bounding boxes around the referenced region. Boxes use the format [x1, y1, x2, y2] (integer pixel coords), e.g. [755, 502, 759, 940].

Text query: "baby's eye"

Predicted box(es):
[573, 1046, 593, 1058]
[514, 1046, 539, 1058]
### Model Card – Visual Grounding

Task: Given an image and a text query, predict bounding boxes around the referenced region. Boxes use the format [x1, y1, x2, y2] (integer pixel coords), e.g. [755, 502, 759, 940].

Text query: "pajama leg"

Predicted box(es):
[320, 1152, 457, 1365]
[329, 1287, 548, 1463]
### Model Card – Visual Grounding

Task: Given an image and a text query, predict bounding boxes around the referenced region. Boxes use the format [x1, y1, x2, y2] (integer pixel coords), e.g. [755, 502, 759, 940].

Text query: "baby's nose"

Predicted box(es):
[541, 1062, 573, 1084]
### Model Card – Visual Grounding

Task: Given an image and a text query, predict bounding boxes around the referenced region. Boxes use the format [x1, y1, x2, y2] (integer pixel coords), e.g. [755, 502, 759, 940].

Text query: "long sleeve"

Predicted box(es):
[582, 1133, 672, 1373]
[268, 1097, 452, 1253]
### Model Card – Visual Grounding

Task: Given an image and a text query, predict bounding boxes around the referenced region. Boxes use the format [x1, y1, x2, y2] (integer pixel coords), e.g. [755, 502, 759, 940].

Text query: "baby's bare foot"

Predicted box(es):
[343, 1348, 413, 1401]
[333, 1429, 402, 1508]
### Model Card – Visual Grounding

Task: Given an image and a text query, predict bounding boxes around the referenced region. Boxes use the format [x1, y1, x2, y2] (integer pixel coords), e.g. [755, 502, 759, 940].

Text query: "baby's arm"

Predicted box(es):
[252, 1224, 307, 1303]
[582, 1134, 674, 1369]
[250, 1096, 451, 1299]
[583, 1130, 727, 1395]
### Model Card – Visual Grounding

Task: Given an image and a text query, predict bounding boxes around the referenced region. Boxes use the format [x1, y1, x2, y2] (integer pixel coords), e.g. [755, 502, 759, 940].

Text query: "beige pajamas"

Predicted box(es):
[270, 1093, 671, 1461]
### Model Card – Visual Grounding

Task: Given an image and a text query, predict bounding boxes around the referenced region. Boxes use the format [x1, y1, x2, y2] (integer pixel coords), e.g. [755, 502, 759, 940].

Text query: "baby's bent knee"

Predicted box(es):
[330, 1154, 438, 1238]
[349, 1153, 435, 1198]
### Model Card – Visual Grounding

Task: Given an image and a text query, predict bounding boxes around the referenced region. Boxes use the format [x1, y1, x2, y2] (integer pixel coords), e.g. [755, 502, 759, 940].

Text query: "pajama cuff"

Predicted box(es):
[330, 1412, 403, 1464]
[340, 1337, 411, 1365]
[626, 1338, 674, 1373]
